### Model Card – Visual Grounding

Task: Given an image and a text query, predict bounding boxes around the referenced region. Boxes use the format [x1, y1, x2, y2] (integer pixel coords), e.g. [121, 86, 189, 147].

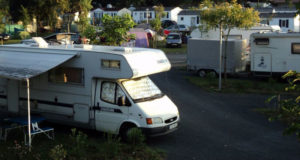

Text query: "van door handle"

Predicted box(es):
[92, 106, 101, 110]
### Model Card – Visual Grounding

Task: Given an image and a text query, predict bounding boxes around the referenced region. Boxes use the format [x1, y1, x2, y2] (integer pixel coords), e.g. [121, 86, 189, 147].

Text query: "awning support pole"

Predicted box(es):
[26, 78, 32, 149]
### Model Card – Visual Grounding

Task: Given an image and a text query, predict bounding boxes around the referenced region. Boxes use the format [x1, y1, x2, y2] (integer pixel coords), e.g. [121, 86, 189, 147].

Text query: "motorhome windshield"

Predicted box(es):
[122, 77, 164, 103]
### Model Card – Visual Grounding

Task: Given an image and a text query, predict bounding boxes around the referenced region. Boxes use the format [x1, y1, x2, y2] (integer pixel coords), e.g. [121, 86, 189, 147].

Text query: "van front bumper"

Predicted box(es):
[140, 122, 179, 137]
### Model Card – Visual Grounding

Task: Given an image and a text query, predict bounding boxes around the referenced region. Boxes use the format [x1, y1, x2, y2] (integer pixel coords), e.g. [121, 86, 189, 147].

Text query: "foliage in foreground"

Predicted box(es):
[265, 71, 300, 141]
[0, 128, 165, 160]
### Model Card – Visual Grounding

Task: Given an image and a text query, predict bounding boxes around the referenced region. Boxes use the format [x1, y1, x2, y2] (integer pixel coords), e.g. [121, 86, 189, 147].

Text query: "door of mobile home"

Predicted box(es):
[253, 53, 272, 73]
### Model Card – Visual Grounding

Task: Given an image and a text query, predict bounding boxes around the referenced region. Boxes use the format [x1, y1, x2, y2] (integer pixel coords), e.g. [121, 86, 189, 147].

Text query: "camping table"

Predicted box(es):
[0, 116, 46, 141]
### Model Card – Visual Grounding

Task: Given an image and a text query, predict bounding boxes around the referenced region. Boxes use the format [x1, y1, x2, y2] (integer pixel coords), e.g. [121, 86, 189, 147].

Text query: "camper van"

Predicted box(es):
[0, 38, 179, 138]
[187, 38, 248, 77]
[250, 32, 300, 76]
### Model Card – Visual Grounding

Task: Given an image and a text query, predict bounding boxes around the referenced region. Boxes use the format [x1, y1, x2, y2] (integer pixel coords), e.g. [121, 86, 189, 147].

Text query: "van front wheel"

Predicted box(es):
[120, 123, 136, 142]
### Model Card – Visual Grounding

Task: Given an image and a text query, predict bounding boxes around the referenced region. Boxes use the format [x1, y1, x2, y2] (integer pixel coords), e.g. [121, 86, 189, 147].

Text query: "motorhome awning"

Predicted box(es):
[0, 50, 77, 80]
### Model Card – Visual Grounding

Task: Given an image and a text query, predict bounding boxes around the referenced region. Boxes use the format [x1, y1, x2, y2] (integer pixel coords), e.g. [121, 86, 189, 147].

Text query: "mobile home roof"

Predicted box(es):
[251, 32, 300, 38]
[0, 44, 170, 80]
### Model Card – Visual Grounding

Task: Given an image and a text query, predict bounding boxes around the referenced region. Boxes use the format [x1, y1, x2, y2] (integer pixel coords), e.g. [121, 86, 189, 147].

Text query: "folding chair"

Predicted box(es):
[24, 122, 54, 145]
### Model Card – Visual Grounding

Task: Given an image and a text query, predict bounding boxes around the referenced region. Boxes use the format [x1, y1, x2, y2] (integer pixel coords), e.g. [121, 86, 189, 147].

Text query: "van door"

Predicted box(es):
[253, 53, 272, 72]
[94, 80, 129, 133]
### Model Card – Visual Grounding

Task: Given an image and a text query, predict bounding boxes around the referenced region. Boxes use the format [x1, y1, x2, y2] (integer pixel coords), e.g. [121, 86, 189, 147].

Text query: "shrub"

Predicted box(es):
[267, 70, 300, 141]
[127, 128, 145, 147]
[49, 144, 67, 160]
[101, 133, 121, 159]
[19, 31, 30, 40]
[68, 128, 88, 158]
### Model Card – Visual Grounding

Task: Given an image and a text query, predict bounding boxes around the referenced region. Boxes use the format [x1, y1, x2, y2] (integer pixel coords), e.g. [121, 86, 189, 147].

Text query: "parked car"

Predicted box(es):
[161, 20, 177, 29]
[0, 33, 10, 41]
[166, 33, 182, 48]
[44, 32, 76, 45]
[164, 25, 190, 34]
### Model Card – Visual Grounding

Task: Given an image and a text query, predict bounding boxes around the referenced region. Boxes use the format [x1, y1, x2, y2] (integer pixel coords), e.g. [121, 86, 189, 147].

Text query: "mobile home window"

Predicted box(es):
[291, 43, 300, 54]
[101, 59, 120, 69]
[254, 38, 269, 45]
[279, 19, 289, 28]
[49, 67, 84, 85]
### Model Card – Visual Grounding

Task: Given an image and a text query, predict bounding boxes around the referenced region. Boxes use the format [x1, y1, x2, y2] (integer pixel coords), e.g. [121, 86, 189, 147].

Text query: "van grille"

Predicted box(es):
[165, 116, 177, 124]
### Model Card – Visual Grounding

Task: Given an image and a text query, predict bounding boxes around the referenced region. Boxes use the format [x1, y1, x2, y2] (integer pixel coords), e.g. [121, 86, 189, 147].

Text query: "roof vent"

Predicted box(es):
[74, 44, 93, 50]
[113, 47, 133, 53]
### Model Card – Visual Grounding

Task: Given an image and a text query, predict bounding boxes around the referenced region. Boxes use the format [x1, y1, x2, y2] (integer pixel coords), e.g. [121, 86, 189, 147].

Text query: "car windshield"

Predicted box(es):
[122, 77, 164, 102]
[179, 25, 185, 28]
[167, 35, 180, 39]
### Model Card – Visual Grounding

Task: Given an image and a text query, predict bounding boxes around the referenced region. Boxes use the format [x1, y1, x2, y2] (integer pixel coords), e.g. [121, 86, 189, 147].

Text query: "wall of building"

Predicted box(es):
[177, 15, 200, 27]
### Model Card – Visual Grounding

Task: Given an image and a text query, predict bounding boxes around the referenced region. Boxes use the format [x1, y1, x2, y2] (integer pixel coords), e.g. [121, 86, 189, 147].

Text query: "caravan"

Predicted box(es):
[250, 32, 300, 76]
[0, 39, 179, 138]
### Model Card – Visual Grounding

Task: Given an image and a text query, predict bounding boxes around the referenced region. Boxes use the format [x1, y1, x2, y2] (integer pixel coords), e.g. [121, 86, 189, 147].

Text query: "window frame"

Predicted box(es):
[254, 38, 269, 45]
[291, 43, 300, 54]
[100, 81, 127, 105]
[48, 67, 84, 86]
[101, 59, 121, 70]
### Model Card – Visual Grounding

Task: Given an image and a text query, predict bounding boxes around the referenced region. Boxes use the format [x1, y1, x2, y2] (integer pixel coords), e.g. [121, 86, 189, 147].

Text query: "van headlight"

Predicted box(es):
[146, 117, 163, 125]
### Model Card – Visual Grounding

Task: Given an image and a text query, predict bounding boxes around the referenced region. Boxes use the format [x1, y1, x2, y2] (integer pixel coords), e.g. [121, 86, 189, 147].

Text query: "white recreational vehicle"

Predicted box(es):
[0, 39, 179, 138]
[250, 32, 300, 76]
[187, 38, 248, 77]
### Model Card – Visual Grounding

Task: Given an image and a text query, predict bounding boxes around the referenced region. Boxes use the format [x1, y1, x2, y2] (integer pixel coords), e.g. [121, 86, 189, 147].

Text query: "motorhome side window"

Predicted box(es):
[291, 43, 300, 54]
[254, 38, 269, 45]
[101, 59, 120, 69]
[101, 82, 126, 104]
[49, 67, 84, 85]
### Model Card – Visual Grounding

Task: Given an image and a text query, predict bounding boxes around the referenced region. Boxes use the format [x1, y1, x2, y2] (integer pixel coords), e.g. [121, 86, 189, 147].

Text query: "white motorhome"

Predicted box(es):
[191, 25, 277, 45]
[250, 32, 300, 76]
[0, 39, 179, 138]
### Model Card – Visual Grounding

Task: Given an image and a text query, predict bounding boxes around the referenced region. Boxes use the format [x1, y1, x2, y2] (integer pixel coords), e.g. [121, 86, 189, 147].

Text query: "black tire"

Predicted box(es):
[120, 124, 136, 142]
[207, 70, 218, 78]
[197, 70, 206, 78]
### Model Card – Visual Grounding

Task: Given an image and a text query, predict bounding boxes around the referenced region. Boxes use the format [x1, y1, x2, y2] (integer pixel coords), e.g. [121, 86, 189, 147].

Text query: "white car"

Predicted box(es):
[164, 25, 190, 32]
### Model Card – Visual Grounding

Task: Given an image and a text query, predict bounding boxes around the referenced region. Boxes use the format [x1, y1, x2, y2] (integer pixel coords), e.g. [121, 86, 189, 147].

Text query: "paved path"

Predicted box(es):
[148, 68, 300, 160]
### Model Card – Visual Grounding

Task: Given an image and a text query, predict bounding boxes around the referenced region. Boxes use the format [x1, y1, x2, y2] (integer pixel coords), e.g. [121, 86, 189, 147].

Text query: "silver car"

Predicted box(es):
[166, 33, 182, 48]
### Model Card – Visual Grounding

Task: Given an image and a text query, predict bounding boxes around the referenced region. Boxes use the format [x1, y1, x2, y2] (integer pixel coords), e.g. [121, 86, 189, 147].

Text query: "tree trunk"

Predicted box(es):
[223, 28, 231, 82]
[218, 25, 223, 91]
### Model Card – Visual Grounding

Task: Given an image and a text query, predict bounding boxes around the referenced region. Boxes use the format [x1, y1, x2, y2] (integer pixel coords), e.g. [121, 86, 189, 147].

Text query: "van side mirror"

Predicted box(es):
[117, 96, 131, 106]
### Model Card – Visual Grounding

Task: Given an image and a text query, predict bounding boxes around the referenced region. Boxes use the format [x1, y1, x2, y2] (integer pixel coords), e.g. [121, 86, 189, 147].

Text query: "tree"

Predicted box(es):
[0, 0, 9, 45]
[20, 5, 31, 29]
[77, 0, 93, 33]
[150, 5, 166, 48]
[100, 14, 135, 46]
[199, 0, 260, 90]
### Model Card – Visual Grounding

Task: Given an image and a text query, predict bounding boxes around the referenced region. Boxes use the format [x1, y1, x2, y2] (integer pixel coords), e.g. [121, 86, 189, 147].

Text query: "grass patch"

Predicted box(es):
[0, 127, 165, 160]
[3, 39, 22, 44]
[155, 40, 187, 54]
[186, 76, 290, 94]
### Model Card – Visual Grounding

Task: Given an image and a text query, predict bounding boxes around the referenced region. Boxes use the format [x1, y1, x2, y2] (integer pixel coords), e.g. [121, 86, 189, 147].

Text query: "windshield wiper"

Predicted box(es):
[134, 93, 165, 103]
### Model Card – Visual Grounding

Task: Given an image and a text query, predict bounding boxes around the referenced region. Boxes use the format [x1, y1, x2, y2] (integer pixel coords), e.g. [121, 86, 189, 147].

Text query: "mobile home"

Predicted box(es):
[0, 39, 179, 138]
[250, 32, 300, 76]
